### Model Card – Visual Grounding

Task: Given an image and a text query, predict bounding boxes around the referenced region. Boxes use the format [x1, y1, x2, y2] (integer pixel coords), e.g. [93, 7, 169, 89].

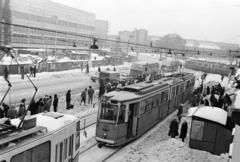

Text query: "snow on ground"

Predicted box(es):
[107, 113, 228, 162]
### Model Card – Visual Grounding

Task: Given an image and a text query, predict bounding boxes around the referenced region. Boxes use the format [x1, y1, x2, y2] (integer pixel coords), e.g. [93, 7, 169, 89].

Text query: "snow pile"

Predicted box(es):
[147, 138, 227, 162]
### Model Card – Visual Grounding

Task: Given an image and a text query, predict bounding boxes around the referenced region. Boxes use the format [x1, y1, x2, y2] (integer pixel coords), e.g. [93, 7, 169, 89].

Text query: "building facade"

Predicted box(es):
[118, 28, 148, 45]
[0, 0, 97, 48]
[94, 19, 108, 39]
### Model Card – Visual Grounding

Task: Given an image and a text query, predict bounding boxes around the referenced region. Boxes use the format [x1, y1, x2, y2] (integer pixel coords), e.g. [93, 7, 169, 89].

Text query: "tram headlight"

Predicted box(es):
[104, 132, 107, 138]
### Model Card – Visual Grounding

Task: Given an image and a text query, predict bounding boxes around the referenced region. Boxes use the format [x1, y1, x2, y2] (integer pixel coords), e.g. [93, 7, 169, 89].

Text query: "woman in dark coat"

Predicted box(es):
[53, 94, 58, 112]
[179, 121, 188, 142]
[168, 119, 179, 138]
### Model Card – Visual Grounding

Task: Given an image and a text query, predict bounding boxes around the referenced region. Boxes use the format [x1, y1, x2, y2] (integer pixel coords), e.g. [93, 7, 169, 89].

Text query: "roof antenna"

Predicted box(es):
[0, 46, 38, 130]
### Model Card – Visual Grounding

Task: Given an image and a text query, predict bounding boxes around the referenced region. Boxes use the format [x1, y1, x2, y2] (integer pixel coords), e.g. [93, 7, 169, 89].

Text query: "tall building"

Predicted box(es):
[118, 28, 148, 45]
[135, 29, 148, 44]
[0, 0, 96, 48]
[94, 19, 108, 39]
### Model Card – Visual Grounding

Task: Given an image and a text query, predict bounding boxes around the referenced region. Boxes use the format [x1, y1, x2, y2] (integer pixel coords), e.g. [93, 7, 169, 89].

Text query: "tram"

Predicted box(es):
[96, 72, 195, 147]
[0, 112, 80, 162]
[185, 59, 236, 76]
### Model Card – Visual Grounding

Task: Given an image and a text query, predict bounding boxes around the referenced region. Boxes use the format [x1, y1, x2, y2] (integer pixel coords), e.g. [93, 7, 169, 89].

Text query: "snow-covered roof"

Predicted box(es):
[187, 106, 227, 125]
[199, 44, 220, 50]
[105, 91, 140, 102]
[0, 55, 33, 65]
[11, 112, 77, 132]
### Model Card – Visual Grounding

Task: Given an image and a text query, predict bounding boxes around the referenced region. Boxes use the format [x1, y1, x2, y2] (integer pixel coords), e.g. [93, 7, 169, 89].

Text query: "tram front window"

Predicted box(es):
[100, 103, 118, 123]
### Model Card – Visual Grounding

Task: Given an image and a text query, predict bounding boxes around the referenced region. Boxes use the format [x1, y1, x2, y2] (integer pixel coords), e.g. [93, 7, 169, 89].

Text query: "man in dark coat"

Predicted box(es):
[29, 99, 37, 115]
[179, 121, 188, 142]
[88, 86, 94, 104]
[80, 89, 87, 105]
[177, 104, 183, 122]
[217, 95, 224, 109]
[99, 85, 105, 100]
[53, 94, 58, 112]
[66, 90, 71, 109]
[21, 66, 24, 80]
[210, 93, 218, 107]
[18, 99, 26, 117]
[168, 119, 179, 138]
[206, 86, 210, 95]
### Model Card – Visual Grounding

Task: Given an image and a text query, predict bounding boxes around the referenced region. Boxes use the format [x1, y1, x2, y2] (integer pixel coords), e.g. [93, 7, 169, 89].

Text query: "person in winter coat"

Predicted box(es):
[177, 104, 183, 122]
[7, 106, 17, 119]
[210, 93, 218, 107]
[88, 86, 94, 104]
[18, 99, 26, 117]
[206, 86, 210, 95]
[179, 121, 188, 142]
[204, 99, 210, 106]
[168, 119, 179, 138]
[99, 85, 105, 100]
[53, 94, 58, 112]
[37, 98, 44, 113]
[66, 90, 71, 109]
[217, 95, 224, 109]
[46, 96, 52, 112]
[80, 89, 87, 105]
[29, 99, 37, 115]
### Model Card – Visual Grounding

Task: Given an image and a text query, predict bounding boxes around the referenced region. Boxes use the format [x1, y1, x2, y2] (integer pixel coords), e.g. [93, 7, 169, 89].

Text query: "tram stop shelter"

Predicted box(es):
[186, 106, 233, 155]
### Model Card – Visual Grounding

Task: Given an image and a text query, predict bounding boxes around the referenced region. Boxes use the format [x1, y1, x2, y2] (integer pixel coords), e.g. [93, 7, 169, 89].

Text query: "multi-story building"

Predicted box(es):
[118, 28, 148, 45]
[94, 19, 108, 39]
[0, 0, 96, 49]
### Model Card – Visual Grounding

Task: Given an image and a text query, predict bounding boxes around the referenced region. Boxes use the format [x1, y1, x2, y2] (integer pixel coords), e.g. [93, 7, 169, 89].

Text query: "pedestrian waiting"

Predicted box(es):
[53, 94, 58, 112]
[179, 121, 188, 142]
[88, 86, 94, 104]
[80, 88, 87, 105]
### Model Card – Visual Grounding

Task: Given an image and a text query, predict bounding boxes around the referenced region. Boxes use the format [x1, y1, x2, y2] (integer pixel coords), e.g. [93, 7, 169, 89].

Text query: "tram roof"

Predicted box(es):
[11, 112, 78, 133]
[105, 90, 140, 102]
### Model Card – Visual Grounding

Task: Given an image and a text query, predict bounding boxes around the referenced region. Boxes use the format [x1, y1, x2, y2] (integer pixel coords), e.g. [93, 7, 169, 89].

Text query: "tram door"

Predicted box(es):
[127, 102, 139, 138]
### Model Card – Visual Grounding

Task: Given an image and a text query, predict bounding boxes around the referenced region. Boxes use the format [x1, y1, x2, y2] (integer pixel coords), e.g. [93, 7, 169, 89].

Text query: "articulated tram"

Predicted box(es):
[0, 112, 80, 162]
[96, 72, 195, 147]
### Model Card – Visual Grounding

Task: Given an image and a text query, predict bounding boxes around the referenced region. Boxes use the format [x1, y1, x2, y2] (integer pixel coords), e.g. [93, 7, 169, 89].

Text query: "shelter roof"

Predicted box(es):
[187, 106, 227, 125]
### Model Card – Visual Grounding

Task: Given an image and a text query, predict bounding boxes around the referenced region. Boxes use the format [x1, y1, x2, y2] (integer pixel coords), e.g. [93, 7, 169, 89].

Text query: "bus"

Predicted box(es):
[0, 112, 80, 162]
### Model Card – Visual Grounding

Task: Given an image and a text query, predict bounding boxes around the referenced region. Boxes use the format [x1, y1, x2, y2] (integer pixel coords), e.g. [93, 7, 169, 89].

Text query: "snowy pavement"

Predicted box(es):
[106, 113, 228, 162]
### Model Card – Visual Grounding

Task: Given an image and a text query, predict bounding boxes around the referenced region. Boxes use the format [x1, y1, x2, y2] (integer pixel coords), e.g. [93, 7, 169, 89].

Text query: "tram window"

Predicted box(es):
[172, 87, 176, 97]
[176, 86, 179, 95]
[161, 91, 169, 103]
[76, 121, 80, 150]
[153, 95, 158, 108]
[118, 105, 126, 124]
[59, 142, 63, 162]
[140, 100, 147, 115]
[64, 138, 68, 160]
[11, 141, 50, 162]
[100, 103, 118, 122]
[146, 97, 153, 111]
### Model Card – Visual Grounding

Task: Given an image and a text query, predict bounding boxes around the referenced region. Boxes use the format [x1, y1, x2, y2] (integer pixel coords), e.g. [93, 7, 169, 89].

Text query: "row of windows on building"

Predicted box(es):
[12, 34, 90, 46]
[12, 10, 94, 31]
[12, 26, 89, 40]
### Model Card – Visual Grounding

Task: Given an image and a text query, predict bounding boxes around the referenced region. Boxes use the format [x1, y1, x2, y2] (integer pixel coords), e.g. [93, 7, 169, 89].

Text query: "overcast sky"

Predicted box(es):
[52, 0, 240, 44]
